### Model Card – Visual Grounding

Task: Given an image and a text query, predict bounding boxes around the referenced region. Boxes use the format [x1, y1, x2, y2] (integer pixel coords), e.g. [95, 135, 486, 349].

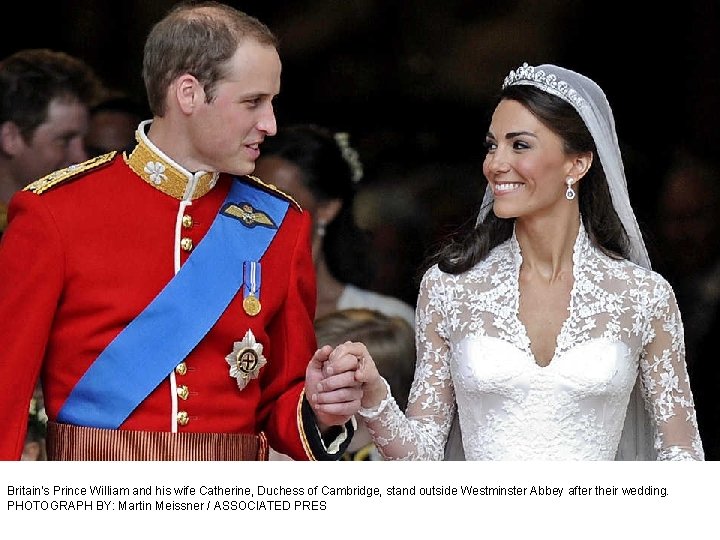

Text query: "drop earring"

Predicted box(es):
[315, 219, 327, 239]
[565, 177, 576, 200]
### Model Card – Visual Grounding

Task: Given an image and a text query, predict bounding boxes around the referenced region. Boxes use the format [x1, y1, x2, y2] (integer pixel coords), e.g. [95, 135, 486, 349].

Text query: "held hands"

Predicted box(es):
[306, 341, 388, 429]
[349, 342, 388, 412]
[305, 344, 363, 430]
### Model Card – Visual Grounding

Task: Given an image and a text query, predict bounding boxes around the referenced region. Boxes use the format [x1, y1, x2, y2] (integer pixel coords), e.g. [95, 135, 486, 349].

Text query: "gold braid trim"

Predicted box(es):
[297, 389, 317, 461]
[24, 152, 117, 195]
[0, 201, 7, 233]
[246, 174, 302, 211]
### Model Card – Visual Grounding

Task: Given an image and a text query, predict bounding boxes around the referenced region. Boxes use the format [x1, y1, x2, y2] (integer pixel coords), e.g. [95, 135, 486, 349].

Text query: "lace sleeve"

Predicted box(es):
[639, 278, 704, 460]
[364, 267, 456, 460]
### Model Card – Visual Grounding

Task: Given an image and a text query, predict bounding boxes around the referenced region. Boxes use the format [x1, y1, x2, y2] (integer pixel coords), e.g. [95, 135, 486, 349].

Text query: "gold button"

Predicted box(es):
[182, 214, 193, 228]
[175, 362, 187, 376]
[177, 385, 189, 400]
[177, 411, 189, 426]
[180, 237, 193, 252]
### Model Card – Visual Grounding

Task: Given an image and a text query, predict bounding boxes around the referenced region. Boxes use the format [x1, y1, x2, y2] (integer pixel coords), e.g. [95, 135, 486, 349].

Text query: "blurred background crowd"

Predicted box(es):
[2, 0, 718, 459]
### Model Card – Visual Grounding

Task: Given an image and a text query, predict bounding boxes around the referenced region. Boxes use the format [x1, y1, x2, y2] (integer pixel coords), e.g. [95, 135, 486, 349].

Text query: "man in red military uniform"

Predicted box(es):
[0, 1, 359, 460]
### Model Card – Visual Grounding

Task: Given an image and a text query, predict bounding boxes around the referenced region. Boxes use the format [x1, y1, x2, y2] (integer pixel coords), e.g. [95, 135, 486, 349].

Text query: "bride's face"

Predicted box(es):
[482, 99, 575, 220]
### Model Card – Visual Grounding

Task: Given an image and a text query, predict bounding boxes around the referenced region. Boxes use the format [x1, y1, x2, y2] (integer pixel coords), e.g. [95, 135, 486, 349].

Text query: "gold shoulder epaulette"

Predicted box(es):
[24, 151, 117, 195]
[246, 174, 301, 211]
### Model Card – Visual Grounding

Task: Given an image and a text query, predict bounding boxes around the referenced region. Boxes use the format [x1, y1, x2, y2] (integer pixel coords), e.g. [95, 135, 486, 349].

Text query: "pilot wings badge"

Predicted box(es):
[226, 329, 267, 390]
[222, 202, 276, 229]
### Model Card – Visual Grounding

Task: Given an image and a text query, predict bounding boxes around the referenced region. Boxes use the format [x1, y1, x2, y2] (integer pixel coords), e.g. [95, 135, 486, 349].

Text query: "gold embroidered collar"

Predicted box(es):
[125, 120, 219, 200]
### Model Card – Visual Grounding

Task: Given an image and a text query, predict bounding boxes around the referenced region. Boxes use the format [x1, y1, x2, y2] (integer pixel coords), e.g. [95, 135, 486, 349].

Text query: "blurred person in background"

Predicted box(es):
[85, 93, 149, 157]
[254, 123, 415, 327]
[0, 48, 104, 236]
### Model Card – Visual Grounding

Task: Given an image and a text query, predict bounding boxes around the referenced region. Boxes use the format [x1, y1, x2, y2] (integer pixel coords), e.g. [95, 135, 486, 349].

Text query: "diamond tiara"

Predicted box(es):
[502, 62, 587, 109]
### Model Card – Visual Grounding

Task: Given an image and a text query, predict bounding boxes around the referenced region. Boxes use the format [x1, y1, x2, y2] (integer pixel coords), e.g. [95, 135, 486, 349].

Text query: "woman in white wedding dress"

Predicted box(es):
[332, 63, 704, 460]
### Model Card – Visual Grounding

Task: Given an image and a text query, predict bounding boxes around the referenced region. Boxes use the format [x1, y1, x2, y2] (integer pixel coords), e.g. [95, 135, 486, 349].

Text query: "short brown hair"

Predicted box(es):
[142, 1, 277, 116]
[0, 48, 104, 141]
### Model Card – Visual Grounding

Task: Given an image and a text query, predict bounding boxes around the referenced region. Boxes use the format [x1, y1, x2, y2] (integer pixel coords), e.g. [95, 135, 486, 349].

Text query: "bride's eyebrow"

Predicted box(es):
[505, 131, 537, 139]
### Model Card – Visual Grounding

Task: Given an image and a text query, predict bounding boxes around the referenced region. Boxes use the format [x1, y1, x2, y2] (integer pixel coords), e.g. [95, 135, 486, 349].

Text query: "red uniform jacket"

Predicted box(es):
[0, 144, 333, 460]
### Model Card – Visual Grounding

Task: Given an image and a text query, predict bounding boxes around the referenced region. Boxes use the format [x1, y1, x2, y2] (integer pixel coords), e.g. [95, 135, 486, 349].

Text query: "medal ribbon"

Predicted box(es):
[58, 177, 289, 428]
[243, 261, 262, 312]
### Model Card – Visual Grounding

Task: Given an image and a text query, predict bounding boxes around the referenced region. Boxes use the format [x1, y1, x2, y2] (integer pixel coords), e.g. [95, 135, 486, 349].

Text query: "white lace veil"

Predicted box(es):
[445, 63, 655, 461]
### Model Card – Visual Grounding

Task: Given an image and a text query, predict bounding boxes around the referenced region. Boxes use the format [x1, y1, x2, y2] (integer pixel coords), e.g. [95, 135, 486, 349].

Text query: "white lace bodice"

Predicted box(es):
[366, 226, 704, 460]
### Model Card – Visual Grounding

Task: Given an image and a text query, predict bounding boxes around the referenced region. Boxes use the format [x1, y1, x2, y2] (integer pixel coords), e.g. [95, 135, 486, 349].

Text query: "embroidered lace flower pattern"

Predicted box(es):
[144, 161, 167, 185]
[365, 224, 704, 461]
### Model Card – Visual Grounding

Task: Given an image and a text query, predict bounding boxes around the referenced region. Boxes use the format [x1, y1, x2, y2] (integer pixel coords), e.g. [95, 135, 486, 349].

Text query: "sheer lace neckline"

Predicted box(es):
[510, 222, 588, 367]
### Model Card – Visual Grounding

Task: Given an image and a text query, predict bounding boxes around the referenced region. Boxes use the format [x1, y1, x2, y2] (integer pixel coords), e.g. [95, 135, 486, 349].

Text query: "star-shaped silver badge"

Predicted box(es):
[225, 329, 267, 390]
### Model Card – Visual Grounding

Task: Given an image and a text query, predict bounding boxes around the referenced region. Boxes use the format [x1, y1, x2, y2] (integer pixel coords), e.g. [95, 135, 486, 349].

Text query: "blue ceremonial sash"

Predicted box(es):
[57, 178, 290, 428]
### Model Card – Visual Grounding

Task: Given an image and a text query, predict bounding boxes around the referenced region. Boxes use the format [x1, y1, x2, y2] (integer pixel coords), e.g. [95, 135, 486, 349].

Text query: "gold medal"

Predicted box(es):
[243, 294, 261, 316]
